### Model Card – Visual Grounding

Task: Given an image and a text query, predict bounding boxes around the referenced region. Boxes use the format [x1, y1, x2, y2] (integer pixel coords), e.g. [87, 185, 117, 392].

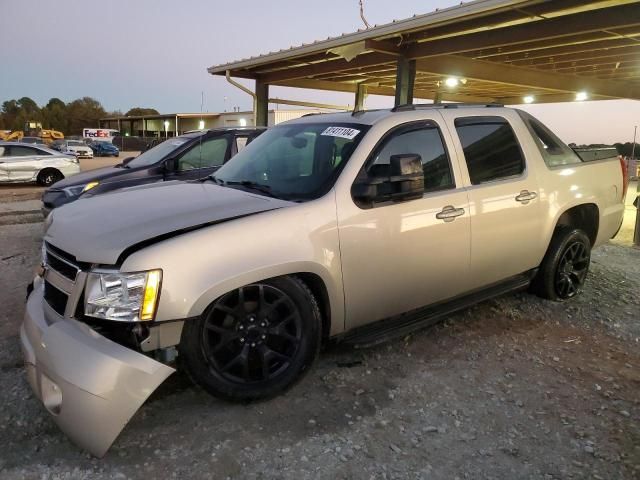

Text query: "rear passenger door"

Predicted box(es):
[338, 118, 472, 329]
[441, 112, 543, 288]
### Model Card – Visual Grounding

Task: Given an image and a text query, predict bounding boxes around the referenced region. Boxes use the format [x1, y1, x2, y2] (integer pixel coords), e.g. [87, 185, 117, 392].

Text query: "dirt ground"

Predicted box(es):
[0, 178, 638, 479]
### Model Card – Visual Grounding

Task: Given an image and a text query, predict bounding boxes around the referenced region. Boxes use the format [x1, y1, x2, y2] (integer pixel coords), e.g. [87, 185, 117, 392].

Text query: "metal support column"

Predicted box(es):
[354, 83, 368, 112]
[394, 57, 416, 107]
[255, 80, 269, 127]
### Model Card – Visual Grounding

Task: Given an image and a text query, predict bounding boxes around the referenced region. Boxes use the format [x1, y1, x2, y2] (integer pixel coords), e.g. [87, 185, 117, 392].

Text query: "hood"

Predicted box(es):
[48, 165, 130, 189]
[45, 181, 293, 264]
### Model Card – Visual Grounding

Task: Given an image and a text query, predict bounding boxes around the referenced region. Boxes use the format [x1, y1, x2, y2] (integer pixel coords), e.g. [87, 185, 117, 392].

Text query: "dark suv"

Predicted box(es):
[42, 127, 265, 214]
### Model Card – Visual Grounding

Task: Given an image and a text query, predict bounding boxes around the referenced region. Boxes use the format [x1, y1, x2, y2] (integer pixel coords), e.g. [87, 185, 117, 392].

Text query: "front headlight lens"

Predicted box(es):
[62, 181, 99, 197]
[85, 269, 162, 322]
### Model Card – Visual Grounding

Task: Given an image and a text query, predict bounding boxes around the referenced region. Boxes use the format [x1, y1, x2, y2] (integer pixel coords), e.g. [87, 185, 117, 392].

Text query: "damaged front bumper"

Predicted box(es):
[20, 276, 174, 457]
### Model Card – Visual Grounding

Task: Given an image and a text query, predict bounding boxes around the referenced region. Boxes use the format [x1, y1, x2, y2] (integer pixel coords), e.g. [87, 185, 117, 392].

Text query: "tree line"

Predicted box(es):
[0, 97, 159, 135]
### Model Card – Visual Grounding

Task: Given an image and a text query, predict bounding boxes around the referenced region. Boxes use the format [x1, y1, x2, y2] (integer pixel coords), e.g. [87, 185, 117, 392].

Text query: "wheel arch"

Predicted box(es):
[553, 203, 599, 246]
[185, 263, 343, 338]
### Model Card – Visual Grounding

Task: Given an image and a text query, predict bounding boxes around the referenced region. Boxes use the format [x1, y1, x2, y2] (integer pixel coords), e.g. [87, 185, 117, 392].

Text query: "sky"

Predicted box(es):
[1, 0, 638, 145]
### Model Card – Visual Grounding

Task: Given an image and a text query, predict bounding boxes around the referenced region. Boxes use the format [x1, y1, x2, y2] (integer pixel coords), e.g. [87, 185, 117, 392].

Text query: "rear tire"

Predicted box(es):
[37, 169, 63, 186]
[531, 226, 591, 301]
[180, 276, 322, 401]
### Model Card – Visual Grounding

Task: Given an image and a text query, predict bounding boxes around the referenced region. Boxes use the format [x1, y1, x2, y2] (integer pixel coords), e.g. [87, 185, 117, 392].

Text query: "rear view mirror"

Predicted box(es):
[352, 154, 424, 206]
[291, 137, 308, 149]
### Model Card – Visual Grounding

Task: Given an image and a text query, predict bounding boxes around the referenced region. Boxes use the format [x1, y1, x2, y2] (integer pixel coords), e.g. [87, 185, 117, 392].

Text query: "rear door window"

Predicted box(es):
[7, 146, 37, 157]
[454, 116, 525, 185]
[177, 137, 229, 171]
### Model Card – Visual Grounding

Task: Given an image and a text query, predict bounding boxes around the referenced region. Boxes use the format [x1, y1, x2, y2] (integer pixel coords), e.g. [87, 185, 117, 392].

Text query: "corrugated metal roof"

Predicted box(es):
[207, 0, 532, 73]
[208, 0, 640, 103]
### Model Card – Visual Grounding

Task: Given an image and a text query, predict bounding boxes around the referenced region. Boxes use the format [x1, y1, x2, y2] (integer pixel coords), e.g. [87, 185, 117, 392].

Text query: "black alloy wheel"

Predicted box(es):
[180, 276, 321, 400]
[531, 226, 591, 301]
[554, 240, 589, 298]
[203, 284, 303, 383]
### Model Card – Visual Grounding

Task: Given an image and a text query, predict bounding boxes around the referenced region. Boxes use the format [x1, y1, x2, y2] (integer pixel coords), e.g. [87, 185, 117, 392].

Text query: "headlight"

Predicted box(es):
[62, 181, 99, 197]
[85, 269, 162, 322]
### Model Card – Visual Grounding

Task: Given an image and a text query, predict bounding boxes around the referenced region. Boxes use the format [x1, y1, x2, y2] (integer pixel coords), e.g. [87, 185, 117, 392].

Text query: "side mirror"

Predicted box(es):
[352, 154, 424, 206]
[121, 156, 134, 165]
[163, 158, 177, 173]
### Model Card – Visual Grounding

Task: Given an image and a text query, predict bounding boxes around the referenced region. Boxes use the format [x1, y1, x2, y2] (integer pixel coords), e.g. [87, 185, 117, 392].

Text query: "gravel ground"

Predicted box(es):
[0, 190, 638, 480]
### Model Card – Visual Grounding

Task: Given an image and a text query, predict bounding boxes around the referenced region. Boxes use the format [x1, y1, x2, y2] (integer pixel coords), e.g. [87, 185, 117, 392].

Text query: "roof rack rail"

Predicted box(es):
[391, 103, 504, 112]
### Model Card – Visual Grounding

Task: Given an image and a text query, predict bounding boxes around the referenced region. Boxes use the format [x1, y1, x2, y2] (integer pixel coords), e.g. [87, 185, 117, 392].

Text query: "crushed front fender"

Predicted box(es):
[21, 278, 175, 457]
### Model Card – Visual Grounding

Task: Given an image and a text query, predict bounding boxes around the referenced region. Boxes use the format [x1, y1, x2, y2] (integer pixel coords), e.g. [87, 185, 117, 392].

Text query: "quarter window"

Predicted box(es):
[454, 116, 525, 185]
[517, 111, 582, 167]
[368, 124, 454, 193]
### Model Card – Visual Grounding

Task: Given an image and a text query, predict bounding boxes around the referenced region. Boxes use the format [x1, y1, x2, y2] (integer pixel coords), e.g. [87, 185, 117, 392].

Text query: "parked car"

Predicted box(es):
[22, 106, 627, 456]
[50, 139, 94, 159]
[88, 140, 119, 157]
[19, 136, 46, 145]
[41, 127, 265, 214]
[0, 142, 80, 185]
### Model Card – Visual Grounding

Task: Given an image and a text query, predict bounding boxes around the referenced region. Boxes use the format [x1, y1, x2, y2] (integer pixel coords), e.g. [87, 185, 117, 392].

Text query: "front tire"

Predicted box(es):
[532, 226, 591, 301]
[180, 276, 322, 401]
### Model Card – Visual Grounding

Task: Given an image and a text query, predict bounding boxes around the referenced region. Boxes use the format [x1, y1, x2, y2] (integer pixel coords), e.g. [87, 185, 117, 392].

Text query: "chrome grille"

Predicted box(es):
[42, 243, 82, 316]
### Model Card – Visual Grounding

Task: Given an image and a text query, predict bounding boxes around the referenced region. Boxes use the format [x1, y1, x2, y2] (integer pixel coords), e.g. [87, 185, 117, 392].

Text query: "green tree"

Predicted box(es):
[65, 97, 106, 135]
[42, 97, 68, 133]
[125, 107, 159, 116]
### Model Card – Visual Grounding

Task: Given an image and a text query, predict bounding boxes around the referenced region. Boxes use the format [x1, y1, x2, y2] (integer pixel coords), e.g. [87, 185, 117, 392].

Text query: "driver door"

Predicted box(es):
[173, 136, 230, 180]
[337, 118, 472, 329]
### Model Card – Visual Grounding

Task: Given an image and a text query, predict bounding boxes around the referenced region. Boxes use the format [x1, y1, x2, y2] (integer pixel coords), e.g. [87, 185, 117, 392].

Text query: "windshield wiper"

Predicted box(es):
[225, 180, 278, 198]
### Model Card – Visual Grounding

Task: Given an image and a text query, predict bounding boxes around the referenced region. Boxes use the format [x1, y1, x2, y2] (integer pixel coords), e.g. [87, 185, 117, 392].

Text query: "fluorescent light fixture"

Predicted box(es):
[239, 118, 247, 127]
[444, 77, 459, 88]
[198, 120, 205, 130]
[575, 91, 588, 101]
[523, 95, 535, 104]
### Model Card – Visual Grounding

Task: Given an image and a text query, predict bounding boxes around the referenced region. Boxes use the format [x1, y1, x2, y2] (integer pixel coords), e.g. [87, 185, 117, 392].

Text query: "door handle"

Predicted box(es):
[515, 190, 537, 204]
[436, 205, 465, 222]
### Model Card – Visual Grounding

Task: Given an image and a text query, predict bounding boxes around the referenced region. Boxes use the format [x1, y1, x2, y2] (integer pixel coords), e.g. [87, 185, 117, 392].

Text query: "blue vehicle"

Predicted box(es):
[89, 141, 120, 157]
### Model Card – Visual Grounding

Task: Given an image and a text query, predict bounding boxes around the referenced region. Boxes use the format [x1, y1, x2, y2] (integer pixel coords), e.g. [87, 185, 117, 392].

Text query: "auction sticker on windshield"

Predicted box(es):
[321, 127, 361, 140]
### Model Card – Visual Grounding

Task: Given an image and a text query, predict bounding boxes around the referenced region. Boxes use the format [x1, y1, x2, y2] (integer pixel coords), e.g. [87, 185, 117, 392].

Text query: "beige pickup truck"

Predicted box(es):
[22, 105, 628, 456]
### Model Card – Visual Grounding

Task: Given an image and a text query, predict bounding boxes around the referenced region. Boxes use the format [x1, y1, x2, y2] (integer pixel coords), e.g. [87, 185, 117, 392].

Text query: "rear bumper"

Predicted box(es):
[21, 276, 174, 457]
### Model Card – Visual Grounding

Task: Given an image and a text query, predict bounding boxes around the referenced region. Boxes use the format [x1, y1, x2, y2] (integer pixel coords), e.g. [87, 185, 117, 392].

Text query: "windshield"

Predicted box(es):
[68, 141, 84, 146]
[127, 136, 198, 168]
[214, 122, 369, 201]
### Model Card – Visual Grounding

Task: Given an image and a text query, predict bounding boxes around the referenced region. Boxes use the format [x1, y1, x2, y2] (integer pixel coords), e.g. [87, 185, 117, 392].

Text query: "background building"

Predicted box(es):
[99, 109, 321, 138]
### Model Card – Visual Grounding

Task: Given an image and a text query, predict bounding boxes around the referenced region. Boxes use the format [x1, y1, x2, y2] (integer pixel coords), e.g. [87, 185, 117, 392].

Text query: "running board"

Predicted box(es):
[341, 272, 535, 349]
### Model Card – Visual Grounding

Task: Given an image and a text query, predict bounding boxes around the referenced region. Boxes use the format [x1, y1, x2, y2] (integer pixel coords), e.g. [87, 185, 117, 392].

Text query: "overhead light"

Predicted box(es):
[444, 77, 459, 88]
[523, 95, 535, 104]
[239, 118, 247, 127]
[198, 120, 205, 130]
[575, 91, 588, 101]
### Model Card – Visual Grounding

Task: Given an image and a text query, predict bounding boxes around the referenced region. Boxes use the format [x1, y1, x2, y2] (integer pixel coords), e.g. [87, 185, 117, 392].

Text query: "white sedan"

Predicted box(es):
[0, 142, 80, 186]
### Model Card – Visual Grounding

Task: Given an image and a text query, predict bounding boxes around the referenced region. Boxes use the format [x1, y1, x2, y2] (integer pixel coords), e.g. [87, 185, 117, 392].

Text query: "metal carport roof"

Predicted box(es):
[208, 0, 640, 106]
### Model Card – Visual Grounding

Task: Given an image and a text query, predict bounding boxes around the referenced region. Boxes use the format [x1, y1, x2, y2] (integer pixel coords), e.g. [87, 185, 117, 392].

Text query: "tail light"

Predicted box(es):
[619, 155, 629, 201]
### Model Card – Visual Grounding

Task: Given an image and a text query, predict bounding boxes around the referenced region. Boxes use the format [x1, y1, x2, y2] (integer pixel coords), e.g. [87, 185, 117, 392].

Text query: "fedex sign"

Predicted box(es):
[83, 128, 120, 143]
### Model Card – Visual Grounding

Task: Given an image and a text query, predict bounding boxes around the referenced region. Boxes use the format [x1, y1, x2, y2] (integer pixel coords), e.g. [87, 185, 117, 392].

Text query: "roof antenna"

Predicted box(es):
[359, 0, 371, 29]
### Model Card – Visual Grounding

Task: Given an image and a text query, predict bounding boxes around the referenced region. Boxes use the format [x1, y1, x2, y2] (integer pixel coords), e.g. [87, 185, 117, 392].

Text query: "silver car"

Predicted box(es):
[0, 142, 80, 186]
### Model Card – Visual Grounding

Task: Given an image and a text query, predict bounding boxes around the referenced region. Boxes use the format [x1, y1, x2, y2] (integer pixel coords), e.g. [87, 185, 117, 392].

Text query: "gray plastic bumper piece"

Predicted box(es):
[20, 277, 175, 457]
